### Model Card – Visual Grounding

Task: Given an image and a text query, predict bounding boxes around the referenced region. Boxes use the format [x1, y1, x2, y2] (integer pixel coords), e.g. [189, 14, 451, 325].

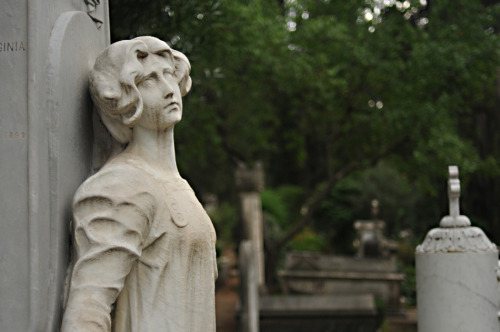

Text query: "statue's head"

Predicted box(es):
[90, 36, 191, 144]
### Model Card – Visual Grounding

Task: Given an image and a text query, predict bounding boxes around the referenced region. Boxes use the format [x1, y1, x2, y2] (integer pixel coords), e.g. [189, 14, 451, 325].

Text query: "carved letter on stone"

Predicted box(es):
[61, 36, 217, 332]
[85, 0, 103, 27]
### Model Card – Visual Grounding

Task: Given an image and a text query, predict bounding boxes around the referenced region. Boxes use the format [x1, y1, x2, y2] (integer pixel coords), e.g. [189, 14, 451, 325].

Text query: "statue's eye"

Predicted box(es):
[137, 50, 148, 60]
[139, 76, 156, 88]
[163, 69, 174, 78]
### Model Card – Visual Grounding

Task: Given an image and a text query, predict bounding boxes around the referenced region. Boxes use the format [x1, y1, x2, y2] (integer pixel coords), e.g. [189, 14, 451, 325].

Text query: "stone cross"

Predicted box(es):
[447, 166, 460, 218]
[439, 165, 471, 228]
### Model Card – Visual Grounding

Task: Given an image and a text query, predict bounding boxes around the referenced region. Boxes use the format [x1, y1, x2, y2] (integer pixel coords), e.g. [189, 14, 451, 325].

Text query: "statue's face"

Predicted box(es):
[135, 54, 182, 131]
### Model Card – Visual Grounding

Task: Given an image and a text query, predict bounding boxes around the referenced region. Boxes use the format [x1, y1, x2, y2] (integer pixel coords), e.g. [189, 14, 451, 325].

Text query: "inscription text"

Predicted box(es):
[9, 132, 26, 139]
[0, 41, 26, 52]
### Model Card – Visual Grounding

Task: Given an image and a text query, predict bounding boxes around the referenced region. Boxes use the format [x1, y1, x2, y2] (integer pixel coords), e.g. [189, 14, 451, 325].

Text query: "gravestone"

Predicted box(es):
[258, 294, 377, 332]
[0, 1, 109, 330]
[354, 200, 398, 259]
[279, 252, 403, 310]
[280, 201, 403, 310]
[416, 166, 499, 332]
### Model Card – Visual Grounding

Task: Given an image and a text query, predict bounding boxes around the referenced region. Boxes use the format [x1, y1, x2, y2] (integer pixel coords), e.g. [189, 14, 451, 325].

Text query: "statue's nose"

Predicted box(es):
[159, 77, 174, 99]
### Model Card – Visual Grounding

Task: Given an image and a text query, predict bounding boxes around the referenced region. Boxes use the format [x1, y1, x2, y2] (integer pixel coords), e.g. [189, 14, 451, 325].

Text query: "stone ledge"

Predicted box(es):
[279, 270, 404, 281]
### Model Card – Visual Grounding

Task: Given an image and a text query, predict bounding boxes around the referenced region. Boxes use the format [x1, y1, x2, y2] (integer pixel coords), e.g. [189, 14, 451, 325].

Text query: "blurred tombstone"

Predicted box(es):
[0, 1, 109, 330]
[279, 200, 403, 312]
[236, 161, 266, 290]
[354, 219, 384, 258]
[416, 166, 499, 332]
[279, 251, 403, 310]
[354, 200, 398, 258]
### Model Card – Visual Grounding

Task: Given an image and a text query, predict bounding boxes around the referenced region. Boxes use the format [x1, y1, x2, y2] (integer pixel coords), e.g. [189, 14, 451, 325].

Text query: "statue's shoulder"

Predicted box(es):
[74, 154, 157, 206]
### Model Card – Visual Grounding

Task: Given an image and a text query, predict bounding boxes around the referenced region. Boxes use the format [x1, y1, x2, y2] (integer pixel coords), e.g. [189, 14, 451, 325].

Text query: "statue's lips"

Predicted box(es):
[163, 102, 180, 112]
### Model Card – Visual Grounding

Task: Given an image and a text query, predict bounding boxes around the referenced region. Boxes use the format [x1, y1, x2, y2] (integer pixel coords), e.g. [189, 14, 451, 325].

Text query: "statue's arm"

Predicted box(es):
[61, 191, 152, 331]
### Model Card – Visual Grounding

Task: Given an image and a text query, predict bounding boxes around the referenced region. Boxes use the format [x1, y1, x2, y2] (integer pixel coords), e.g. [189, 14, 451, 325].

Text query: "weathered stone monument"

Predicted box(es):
[237, 196, 380, 331]
[354, 200, 398, 258]
[236, 162, 266, 290]
[0, 1, 109, 330]
[280, 201, 403, 311]
[61, 36, 217, 331]
[279, 251, 403, 311]
[416, 166, 499, 332]
[239, 240, 260, 332]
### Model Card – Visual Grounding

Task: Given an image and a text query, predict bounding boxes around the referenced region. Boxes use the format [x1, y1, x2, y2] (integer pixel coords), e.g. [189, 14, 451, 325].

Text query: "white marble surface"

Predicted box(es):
[61, 37, 217, 331]
[416, 252, 499, 332]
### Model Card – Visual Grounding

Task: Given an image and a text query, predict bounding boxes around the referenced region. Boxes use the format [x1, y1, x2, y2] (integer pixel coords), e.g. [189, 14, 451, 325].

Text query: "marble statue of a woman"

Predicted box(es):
[61, 36, 217, 332]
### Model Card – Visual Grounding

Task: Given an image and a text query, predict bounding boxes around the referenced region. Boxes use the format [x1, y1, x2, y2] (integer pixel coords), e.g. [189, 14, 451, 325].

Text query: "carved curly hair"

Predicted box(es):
[89, 36, 191, 144]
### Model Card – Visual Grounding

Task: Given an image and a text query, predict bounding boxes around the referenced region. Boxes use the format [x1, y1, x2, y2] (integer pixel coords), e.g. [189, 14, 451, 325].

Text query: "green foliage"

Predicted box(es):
[401, 264, 417, 307]
[110, 0, 292, 196]
[261, 186, 327, 252]
[207, 202, 238, 250]
[312, 176, 361, 254]
[355, 164, 419, 233]
[397, 236, 419, 306]
[312, 163, 421, 253]
[289, 227, 328, 252]
[261, 185, 305, 243]
[108, 0, 500, 249]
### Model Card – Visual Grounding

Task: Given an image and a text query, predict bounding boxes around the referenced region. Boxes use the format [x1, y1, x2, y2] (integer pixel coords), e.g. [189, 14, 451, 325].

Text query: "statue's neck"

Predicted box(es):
[126, 125, 180, 178]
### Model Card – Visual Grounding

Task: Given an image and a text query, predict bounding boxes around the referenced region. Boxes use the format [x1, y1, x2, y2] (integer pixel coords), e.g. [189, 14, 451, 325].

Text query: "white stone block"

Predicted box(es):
[416, 252, 499, 332]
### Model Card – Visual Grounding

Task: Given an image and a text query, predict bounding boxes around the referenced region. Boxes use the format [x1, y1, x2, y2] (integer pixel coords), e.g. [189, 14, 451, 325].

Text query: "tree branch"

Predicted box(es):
[271, 161, 359, 250]
[270, 135, 410, 252]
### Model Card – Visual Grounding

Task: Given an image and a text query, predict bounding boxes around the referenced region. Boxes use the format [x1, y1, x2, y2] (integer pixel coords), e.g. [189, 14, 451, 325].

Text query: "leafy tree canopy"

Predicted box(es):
[109, 0, 500, 257]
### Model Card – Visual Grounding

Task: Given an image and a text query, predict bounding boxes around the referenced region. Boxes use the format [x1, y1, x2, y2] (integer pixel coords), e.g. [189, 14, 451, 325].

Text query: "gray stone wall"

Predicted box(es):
[0, 1, 109, 330]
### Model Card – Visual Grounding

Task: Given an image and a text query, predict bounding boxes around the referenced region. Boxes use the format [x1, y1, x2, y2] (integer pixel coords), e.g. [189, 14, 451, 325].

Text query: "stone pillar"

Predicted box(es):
[239, 241, 260, 332]
[416, 166, 499, 332]
[0, 1, 109, 331]
[236, 162, 266, 290]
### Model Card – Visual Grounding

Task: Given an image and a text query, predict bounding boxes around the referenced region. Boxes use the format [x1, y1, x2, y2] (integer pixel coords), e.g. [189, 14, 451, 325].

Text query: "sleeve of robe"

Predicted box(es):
[60, 165, 155, 332]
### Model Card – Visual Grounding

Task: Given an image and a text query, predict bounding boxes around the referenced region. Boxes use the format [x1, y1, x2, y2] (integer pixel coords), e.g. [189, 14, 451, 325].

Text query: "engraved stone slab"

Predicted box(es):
[0, 1, 109, 331]
[45, 11, 108, 331]
[0, 2, 30, 330]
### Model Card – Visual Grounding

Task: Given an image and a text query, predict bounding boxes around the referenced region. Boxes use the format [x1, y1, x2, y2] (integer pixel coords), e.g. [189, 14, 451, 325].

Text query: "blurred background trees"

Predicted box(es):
[109, 0, 500, 287]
